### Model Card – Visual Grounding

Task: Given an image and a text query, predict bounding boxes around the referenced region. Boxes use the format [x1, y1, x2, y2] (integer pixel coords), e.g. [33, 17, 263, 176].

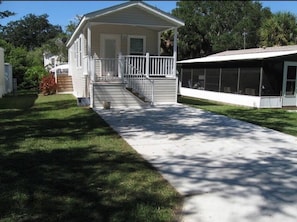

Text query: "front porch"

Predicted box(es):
[87, 53, 177, 108]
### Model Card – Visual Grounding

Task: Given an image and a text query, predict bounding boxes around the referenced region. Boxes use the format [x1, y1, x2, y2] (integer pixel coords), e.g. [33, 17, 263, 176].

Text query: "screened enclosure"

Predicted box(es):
[181, 60, 284, 97]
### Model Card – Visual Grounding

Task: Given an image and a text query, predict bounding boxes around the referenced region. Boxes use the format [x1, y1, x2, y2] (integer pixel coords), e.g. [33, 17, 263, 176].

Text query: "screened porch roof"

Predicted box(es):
[178, 45, 297, 64]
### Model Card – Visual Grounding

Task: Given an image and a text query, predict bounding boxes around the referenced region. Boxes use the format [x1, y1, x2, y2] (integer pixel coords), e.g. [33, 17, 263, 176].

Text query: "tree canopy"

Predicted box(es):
[0, 13, 65, 88]
[172, 0, 272, 59]
[259, 12, 297, 47]
[1, 13, 62, 50]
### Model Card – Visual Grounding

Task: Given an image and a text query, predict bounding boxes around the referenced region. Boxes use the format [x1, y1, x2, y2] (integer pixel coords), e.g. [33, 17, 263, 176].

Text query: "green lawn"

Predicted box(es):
[0, 94, 181, 222]
[178, 96, 297, 137]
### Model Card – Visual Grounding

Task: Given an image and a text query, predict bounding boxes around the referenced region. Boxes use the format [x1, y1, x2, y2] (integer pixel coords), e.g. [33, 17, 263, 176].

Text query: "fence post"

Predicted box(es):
[145, 52, 150, 78]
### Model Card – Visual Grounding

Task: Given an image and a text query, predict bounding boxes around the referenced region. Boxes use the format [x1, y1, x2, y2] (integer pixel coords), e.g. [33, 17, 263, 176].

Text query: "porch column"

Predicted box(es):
[145, 52, 150, 78]
[158, 31, 161, 56]
[173, 27, 178, 77]
[87, 23, 92, 77]
[118, 52, 123, 80]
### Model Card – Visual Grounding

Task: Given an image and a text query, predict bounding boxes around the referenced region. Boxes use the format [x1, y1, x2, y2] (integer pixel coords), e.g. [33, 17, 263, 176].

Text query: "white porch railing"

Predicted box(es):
[91, 53, 175, 82]
[92, 58, 120, 81]
[149, 55, 174, 77]
[120, 55, 154, 104]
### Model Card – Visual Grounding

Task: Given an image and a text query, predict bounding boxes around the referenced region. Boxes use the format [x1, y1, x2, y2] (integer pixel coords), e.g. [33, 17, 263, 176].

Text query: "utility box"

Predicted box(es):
[77, 97, 90, 107]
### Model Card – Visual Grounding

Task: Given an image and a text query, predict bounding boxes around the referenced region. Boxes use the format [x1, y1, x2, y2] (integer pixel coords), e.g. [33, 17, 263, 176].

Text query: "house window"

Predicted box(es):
[75, 37, 82, 68]
[128, 35, 146, 55]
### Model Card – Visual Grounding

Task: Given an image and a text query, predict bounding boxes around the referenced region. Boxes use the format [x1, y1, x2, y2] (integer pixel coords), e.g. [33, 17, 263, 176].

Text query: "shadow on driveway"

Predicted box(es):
[96, 104, 297, 222]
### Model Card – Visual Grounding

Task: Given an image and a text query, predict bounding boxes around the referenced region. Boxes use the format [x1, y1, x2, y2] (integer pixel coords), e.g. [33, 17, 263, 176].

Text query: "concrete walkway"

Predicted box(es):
[95, 104, 297, 222]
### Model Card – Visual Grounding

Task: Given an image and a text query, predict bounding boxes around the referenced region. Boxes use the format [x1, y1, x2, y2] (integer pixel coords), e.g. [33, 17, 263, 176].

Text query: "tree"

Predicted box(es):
[0, 39, 29, 84]
[172, 0, 271, 59]
[0, 1, 15, 20]
[0, 10, 15, 19]
[259, 12, 297, 47]
[42, 33, 68, 65]
[65, 15, 81, 36]
[1, 13, 62, 50]
[160, 30, 174, 55]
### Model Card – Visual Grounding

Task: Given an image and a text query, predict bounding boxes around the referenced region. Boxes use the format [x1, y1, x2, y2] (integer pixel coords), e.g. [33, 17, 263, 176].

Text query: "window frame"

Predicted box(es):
[127, 35, 146, 55]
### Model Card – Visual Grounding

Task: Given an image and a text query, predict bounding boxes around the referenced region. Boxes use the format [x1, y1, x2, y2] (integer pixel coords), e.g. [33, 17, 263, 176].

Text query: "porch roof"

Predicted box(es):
[178, 45, 297, 64]
[67, 1, 184, 47]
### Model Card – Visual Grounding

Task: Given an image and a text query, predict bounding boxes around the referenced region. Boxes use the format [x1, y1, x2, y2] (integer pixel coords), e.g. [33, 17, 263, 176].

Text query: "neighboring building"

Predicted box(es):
[178, 45, 297, 108]
[66, 1, 184, 108]
[0, 48, 5, 98]
[4, 63, 13, 94]
[43, 53, 64, 71]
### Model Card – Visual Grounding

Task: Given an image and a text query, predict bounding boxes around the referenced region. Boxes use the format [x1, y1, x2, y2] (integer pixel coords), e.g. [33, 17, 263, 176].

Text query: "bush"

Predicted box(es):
[39, 74, 57, 95]
[22, 66, 48, 90]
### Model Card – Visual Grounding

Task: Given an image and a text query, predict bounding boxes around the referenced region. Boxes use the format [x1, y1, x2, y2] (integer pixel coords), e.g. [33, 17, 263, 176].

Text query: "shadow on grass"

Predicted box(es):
[0, 95, 181, 222]
[0, 94, 38, 110]
[0, 147, 179, 222]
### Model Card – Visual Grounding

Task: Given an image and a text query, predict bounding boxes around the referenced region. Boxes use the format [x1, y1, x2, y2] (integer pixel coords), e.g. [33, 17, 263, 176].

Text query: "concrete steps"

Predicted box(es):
[93, 82, 150, 109]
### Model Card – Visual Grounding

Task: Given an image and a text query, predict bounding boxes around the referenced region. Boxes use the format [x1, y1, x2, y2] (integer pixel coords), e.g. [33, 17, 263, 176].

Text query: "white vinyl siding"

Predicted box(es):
[90, 6, 175, 27]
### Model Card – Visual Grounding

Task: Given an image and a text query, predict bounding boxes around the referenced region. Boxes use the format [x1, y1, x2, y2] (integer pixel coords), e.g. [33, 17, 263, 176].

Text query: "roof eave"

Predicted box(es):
[67, 1, 184, 48]
[66, 16, 87, 48]
[178, 50, 297, 64]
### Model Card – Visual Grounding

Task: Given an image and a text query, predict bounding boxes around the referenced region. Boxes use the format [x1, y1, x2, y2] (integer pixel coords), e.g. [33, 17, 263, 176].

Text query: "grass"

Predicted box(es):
[0, 93, 182, 222]
[178, 96, 297, 137]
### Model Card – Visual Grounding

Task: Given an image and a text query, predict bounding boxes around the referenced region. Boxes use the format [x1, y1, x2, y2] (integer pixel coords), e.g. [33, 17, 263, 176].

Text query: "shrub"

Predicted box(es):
[22, 66, 48, 90]
[39, 74, 57, 95]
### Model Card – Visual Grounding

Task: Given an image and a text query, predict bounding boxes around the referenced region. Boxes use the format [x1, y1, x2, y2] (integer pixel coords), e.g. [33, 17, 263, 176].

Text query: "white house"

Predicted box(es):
[178, 45, 297, 108]
[66, 1, 184, 108]
[43, 52, 66, 72]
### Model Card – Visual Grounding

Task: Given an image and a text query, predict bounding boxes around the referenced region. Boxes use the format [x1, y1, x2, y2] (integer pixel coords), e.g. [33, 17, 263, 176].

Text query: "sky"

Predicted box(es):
[1, 1, 297, 31]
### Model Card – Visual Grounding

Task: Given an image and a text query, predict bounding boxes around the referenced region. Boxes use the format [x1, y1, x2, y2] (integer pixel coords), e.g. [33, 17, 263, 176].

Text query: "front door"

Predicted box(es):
[100, 34, 121, 78]
[282, 61, 297, 107]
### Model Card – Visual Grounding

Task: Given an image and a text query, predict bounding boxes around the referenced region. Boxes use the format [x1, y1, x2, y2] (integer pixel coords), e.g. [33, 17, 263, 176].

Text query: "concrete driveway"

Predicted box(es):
[95, 104, 297, 222]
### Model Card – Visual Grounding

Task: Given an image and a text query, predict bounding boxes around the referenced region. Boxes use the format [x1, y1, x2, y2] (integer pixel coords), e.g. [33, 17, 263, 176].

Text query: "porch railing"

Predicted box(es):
[120, 55, 154, 104]
[92, 58, 120, 82]
[149, 55, 174, 77]
[91, 53, 175, 82]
